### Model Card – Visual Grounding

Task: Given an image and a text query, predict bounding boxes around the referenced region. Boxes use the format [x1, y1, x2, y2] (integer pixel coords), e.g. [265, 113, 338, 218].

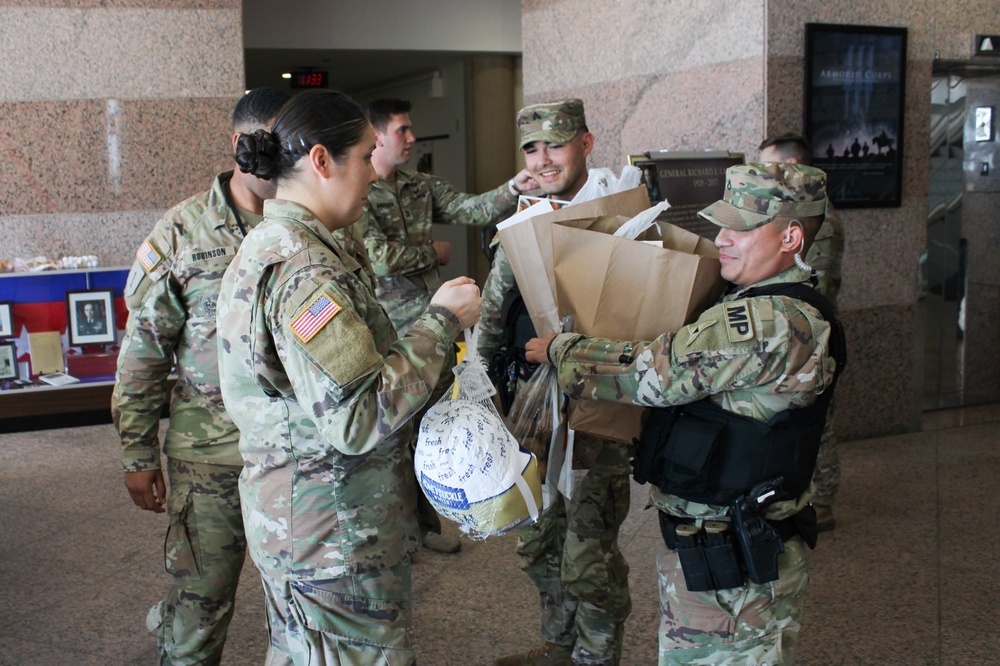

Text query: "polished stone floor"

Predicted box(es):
[1, 404, 998, 665]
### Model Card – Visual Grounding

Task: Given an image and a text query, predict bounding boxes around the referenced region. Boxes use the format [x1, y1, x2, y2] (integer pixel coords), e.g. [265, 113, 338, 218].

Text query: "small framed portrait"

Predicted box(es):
[67, 289, 116, 346]
[975, 106, 994, 142]
[0, 341, 17, 380]
[0, 302, 13, 338]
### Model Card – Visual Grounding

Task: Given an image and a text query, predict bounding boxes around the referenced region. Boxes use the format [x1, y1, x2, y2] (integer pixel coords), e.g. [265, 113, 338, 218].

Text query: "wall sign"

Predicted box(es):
[628, 151, 744, 239]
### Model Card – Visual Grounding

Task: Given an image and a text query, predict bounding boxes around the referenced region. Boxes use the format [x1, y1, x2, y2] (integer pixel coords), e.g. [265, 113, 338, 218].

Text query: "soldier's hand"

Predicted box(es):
[512, 168, 539, 194]
[525, 334, 556, 364]
[432, 240, 453, 266]
[125, 470, 167, 513]
[431, 276, 481, 329]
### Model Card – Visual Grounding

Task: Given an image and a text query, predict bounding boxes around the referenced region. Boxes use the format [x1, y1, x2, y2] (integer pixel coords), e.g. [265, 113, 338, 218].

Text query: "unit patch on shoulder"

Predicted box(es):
[724, 301, 754, 342]
[290, 293, 342, 343]
[136, 240, 163, 273]
[685, 319, 717, 345]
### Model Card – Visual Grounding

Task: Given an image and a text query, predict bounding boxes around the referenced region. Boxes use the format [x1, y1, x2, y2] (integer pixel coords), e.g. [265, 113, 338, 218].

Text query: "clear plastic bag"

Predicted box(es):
[415, 327, 542, 538]
[507, 364, 562, 487]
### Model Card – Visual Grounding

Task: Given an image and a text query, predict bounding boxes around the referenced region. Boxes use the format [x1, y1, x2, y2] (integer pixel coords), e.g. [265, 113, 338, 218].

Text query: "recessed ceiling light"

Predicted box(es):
[281, 72, 292, 79]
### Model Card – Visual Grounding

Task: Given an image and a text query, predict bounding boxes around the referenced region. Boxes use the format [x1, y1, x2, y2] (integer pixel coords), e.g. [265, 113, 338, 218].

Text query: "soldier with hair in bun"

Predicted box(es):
[527, 162, 845, 664]
[113, 86, 289, 665]
[216, 89, 482, 664]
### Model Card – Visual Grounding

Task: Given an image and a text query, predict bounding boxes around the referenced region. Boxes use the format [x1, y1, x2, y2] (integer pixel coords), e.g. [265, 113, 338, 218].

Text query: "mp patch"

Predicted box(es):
[290, 293, 342, 343]
[724, 301, 754, 342]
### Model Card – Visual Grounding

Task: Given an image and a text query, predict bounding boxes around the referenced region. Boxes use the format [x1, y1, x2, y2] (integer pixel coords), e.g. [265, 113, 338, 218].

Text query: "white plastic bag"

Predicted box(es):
[569, 166, 643, 204]
[415, 327, 543, 538]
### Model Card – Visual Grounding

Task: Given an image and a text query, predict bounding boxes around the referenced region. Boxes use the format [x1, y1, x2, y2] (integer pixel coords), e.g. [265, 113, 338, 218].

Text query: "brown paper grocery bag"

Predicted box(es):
[550, 222, 726, 443]
[496, 187, 652, 336]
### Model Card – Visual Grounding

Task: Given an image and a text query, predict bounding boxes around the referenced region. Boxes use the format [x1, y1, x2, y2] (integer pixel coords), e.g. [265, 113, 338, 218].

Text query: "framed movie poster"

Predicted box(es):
[67, 289, 116, 346]
[805, 23, 907, 208]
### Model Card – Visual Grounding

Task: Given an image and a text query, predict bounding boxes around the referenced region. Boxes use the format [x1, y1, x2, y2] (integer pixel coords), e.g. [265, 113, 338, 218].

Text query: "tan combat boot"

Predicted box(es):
[422, 530, 461, 553]
[494, 642, 573, 666]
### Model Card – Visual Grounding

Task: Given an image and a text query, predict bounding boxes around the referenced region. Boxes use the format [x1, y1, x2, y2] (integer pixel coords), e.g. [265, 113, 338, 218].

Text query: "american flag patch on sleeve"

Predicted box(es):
[290, 293, 342, 343]
[136, 240, 163, 273]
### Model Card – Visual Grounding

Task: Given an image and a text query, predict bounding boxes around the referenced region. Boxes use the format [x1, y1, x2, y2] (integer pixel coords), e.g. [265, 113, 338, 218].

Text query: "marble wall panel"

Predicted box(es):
[0, 7, 243, 102]
[766, 0, 936, 60]
[0, 1, 237, 7]
[520, 0, 624, 94]
[0, 97, 235, 216]
[835, 305, 921, 440]
[619, 59, 765, 159]
[837, 197, 926, 311]
[929, 1, 1000, 61]
[619, 0, 764, 77]
[0, 210, 162, 267]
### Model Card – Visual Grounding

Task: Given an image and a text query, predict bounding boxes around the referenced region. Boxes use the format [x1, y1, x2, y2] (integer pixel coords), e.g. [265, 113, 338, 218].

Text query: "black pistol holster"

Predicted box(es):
[658, 478, 818, 591]
[640, 282, 846, 591]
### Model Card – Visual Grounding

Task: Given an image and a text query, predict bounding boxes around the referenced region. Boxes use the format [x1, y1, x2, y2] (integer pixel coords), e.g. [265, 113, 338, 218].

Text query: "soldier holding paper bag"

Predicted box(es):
[527, 163, 845, 665]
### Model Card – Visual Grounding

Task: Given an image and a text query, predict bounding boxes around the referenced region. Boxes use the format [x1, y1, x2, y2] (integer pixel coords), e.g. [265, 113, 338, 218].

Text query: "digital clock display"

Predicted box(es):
[290, 70, 329, 89]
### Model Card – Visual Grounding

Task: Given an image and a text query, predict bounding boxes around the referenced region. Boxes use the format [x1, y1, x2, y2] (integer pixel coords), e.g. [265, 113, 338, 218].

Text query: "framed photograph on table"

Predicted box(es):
[0, 341, 17, 380]
[0, 302, 13, 338]
[804, 23, 907, 208]
[66, 289, 116, 347]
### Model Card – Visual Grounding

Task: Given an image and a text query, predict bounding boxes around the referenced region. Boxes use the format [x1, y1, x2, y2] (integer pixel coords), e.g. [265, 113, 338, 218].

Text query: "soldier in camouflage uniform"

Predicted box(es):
[349, 97, 535, 335]
[483, 100, 632, 666]
[216, 89, 481, 664]
[112, 87, 289, 665]
[760, 133, 844, 530]
[527, 163, 839, 665]
[343, 98, 536, 554]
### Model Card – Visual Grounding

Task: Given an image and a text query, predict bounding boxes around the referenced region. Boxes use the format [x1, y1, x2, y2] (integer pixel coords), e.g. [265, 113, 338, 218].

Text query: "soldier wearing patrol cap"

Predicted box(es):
[485, 100, 633, 666]
[526, 162, 845, 664]
[112, 87, 289, 664]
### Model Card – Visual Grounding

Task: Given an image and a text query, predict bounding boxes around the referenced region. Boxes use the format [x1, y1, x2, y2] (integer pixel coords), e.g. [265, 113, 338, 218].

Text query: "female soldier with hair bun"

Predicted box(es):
[216, 89, 481, 664]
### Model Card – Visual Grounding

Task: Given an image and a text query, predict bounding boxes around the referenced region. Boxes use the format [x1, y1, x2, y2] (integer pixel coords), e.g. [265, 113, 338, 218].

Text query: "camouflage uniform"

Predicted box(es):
[113, 171, 257, 664]
[349, 169, 518, 335]
[480, 242, 631, 666]
[484, 98, 630, 666]
[804, 204, 844, 508]
[547, 163, 838, 665]
[216, 199, 462, 663]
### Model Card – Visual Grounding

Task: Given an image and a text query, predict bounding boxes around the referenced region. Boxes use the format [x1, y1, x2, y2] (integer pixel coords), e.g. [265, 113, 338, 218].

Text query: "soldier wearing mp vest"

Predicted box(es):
[527, 163, 844, 664]
[112, 87, 289, 664]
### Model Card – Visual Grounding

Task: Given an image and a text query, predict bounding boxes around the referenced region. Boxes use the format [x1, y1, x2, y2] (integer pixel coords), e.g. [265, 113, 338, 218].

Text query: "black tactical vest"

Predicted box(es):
[631, 282, 847, 505]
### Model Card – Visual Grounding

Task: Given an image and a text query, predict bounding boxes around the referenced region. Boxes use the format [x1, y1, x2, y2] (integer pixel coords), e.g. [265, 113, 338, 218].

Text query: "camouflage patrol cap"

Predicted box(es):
[516, 99, 586, 149]
[699, 162, 828, 230]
